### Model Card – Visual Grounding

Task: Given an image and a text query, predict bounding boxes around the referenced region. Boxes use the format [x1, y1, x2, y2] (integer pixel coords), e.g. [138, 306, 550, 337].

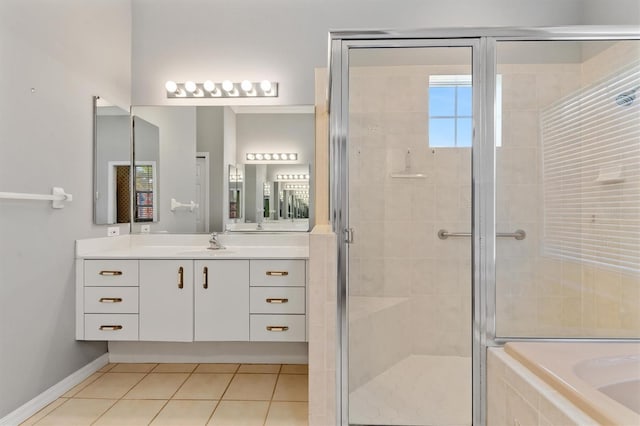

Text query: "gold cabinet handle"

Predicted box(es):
[203, 266, 208, 289]
[99, 270, 123, 276]
[178, 266, 184, 289]
[266, 326, 289, 332]
[266, 271, 289, 276]
[99, 325, 123, 331]
[99, 297, 123, 303]
[266, 298, 289, 304]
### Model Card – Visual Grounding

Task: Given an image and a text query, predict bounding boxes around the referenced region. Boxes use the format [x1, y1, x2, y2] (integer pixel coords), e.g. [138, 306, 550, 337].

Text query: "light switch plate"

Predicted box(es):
[107, 226, 120, 237]
[140, 224, 151, 233]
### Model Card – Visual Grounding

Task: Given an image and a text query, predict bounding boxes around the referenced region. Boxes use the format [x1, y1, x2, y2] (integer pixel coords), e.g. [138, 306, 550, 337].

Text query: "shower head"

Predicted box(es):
[615, 86, 640, 107]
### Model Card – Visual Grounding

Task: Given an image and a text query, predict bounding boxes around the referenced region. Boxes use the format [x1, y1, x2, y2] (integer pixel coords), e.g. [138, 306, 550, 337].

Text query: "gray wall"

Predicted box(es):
[0, 0, 131, 418]
[131, 0, 640, 107]
[196, 107, 225, 232]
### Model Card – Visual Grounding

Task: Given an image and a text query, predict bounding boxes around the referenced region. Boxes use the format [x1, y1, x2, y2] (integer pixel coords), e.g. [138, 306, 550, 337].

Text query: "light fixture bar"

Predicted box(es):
[246, 153, 298, 161]
[166, 80, 278, 98]
[276, 173, 310, 181]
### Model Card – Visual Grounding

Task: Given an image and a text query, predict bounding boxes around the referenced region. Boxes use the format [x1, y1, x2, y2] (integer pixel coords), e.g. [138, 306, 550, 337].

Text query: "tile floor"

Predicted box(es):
[21, 363, 308, 426]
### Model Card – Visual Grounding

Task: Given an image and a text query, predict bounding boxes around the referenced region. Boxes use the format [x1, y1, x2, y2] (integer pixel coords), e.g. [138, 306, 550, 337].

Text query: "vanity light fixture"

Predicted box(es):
[246, 153, 297, 162]
[276, 173, 309, 181]
[165, 80, 278, 98]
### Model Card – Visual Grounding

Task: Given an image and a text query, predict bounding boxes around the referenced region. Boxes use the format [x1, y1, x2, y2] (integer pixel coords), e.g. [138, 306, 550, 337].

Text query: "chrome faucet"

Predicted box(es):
[208, 232, 225, 250]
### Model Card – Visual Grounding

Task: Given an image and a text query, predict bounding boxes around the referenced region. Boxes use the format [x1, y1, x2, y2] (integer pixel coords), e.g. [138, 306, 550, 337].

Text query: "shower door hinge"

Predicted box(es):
[344, 227, 354, 244]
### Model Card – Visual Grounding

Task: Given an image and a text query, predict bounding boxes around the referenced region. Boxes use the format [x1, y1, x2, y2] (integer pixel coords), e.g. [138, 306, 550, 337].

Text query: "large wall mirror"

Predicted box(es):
[127, 105, 315, 233]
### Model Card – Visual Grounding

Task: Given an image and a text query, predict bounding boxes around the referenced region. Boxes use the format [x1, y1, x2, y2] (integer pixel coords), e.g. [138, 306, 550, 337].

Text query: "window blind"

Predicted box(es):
[540, 61, 640, 272]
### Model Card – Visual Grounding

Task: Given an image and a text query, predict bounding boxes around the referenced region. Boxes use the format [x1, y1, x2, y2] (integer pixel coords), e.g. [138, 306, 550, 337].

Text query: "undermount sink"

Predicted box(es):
[176, 248, 234, 256]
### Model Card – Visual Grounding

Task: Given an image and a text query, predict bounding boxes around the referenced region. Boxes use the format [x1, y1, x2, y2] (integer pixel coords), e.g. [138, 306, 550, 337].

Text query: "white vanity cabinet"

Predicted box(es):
[139, 260, 193, 341]
[76, 245, 308, 344]
[249, 259, 307, 342]
[194, 260, 249, 341]
[80, 260, 139, 341]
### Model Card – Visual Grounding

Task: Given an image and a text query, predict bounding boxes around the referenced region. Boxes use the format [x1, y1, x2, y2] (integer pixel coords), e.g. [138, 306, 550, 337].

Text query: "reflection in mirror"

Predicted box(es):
[130, 105, 315, 234]
[93, 96, 131, 225]
[132, 116, 160, 222]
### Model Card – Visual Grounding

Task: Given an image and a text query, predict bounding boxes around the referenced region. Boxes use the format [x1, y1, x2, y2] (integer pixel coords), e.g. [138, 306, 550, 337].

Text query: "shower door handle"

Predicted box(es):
[437, 229, 526, 240]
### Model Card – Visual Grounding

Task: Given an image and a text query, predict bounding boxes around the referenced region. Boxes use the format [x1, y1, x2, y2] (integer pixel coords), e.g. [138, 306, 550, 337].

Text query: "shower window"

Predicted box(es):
[428, 75, 502, 147]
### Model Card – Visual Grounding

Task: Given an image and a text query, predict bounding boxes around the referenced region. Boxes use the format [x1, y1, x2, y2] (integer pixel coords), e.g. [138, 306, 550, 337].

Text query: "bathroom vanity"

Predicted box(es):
[75, 233, 309, 345]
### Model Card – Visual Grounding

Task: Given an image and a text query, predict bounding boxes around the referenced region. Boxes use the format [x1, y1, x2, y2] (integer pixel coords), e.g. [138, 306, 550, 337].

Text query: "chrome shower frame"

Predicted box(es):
[329, 26, 640, 426]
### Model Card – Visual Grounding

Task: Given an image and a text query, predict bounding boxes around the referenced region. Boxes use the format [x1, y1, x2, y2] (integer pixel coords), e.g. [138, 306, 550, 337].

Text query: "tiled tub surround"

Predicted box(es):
[21, 362, 309, 426]
[488, 343, 640, 426]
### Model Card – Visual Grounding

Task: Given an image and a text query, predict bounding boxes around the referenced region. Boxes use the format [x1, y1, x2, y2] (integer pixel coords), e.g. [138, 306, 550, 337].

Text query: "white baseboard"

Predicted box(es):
[0, 353, 109, 426]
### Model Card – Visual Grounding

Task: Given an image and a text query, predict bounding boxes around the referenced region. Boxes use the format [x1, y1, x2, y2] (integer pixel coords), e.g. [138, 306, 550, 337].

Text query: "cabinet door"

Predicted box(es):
[139, 260, 193, 341]
[195, 260, 249, 341]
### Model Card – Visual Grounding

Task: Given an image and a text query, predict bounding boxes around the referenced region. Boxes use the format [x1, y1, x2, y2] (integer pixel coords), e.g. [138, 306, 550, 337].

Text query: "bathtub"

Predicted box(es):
[505, 342, 640, 426]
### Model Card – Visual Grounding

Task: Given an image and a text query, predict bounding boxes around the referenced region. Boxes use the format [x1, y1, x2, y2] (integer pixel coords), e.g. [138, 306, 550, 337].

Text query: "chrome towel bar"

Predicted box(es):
[437, 229, 526, 240]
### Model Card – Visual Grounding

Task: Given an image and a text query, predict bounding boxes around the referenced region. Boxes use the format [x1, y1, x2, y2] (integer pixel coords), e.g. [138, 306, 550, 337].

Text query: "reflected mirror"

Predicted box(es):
[132, 116, 160, 222]
[130, 105, 315, 234]
[93, 96, 131, 225]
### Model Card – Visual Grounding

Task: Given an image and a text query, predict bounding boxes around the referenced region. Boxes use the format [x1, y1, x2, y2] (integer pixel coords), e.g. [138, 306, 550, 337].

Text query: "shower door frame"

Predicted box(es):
[329, 26, 640, 426]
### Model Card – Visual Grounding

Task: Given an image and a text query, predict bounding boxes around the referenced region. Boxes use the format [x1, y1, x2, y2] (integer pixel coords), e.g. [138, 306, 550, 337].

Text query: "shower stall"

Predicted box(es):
[329, 28, 640, 425]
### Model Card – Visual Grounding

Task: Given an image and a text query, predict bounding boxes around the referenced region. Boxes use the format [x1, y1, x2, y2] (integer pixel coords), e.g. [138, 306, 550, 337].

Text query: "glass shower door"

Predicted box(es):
[346, 44, 474, 426]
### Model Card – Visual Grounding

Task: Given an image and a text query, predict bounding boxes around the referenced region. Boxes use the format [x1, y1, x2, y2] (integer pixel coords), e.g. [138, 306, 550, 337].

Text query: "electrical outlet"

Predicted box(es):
[107, 226, 120, 237]
[140, 224, 151, 233]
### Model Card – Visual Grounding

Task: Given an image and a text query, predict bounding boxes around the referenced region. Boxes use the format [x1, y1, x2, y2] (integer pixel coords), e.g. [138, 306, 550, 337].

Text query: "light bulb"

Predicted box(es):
[246, 153, 256, 160]
[288, 153, 297, 160]
[222, 80, 234, 92]
[241, 80, 253, 92]
[165, 80, 178, 93]
[264, 153, 272, 160]
[272, 154, 280, 160]
[256, 153, 264, 160]
[305, 174, 310, 179]
[203, 80, 215, 92]
[185, 81, 197, 93]
[260, 80, 272, 92]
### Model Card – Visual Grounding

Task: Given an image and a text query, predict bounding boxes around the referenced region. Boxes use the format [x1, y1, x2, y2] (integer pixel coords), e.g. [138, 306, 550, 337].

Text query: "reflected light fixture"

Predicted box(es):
[246, 153, 297, 162]
[276, 173, 309, 181]
[165, 80, 278, 98]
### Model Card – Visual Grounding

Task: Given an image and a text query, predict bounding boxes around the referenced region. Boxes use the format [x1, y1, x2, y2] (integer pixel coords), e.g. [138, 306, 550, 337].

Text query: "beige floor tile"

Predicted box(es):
[98, 364, 116, 373]
[280, 364, 308, 375]
[123, 373, 189, 399]
[273, 374, 308, 401]
[150, 400, 217, 426]
[62, 373, 104, 397]
[264, 401, 308, 426]
[237, 364, 281, 374]
[20, 398, 68, 426]
[195, 364, 239, 373]
[173, 373, 233, 400]
[75, 373, 145, 399]
[153, 363, 198, 373]
[93, 399, 167, 426]
[223, 374, 278, 401]
[110, 363, 158, 373]
[35, 398, 116, 426]
[207, 400, 269, 426]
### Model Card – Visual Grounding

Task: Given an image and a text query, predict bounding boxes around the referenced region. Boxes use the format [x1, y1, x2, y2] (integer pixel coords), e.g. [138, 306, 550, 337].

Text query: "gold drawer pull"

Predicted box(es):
[99, 325, 123, 331]
[266, 298, 289, 304]
[99, 270, 123, 276]
[266, 326, 289, 332]
[203, 266, 208, 289]
[266, 271, 289, 276]
[178, 266, 184, 289]
[99, 297, 123, 303]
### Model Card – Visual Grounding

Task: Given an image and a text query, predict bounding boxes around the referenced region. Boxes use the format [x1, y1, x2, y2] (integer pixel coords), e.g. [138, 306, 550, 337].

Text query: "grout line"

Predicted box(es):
[146, 364, 198, 425]
[263, 371, 282, 426]
[88, 369, 151, 425]
[204, 365, 239, 424]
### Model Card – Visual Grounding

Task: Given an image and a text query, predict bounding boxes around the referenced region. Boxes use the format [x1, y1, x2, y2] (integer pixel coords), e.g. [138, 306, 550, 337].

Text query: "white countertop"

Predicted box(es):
[76, 233, 309, 259]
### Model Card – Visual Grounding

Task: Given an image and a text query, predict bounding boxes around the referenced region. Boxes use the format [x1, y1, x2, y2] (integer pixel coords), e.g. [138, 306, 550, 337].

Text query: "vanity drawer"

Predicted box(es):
[250, 260, 305, 287]
[84, 314, 138, 340]
[250, 314, 306, 342]
[84, 287, 138, 314]
[250, 287, 305, 314]
[85, 260, 138, 287]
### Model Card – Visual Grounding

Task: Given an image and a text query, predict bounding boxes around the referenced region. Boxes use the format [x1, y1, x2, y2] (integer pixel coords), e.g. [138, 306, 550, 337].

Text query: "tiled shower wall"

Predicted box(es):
[348, 62, 473, 375]
[496, 41, 640, 338]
